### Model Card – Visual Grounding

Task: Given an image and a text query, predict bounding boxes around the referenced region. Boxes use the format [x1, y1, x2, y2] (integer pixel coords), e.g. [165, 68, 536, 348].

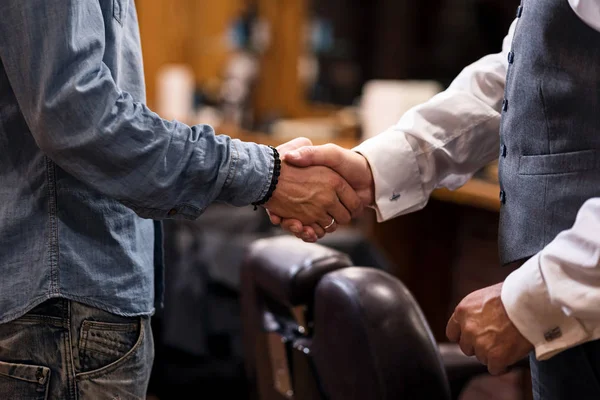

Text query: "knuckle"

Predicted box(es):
[463, 321, 477, 334]
[302, 146, 316, 156]
[324, 194, 337, 208]
[324, 143, 342, 163]
[328, 174, 342, 188]
[454, 304, 466, 316]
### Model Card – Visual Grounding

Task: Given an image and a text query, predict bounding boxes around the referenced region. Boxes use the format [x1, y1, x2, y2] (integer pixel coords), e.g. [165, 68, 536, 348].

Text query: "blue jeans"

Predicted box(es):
[530, 340, 600, 400]
[0, 299, 154, 399]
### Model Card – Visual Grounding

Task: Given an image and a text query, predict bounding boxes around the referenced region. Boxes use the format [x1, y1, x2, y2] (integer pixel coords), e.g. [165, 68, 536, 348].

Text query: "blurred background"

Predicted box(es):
[133, 0, 527, 399]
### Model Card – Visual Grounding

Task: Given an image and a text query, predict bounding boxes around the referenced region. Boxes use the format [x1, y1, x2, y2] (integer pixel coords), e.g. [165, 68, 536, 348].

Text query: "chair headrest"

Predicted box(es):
[245, 236, 353, 306]
[311, 267, 451, 400]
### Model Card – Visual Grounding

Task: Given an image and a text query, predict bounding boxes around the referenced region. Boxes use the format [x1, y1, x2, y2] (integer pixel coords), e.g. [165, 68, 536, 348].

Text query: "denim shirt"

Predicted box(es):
[0, 0, 273, 323]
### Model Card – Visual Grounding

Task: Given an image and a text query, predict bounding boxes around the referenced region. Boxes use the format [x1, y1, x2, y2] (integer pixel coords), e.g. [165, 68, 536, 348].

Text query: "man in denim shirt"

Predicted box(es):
[0, 1, 363, 398]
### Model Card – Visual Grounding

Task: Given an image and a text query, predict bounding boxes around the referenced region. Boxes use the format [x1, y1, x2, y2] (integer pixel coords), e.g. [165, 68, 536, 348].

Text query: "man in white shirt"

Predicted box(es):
[269, 1, 600, 398]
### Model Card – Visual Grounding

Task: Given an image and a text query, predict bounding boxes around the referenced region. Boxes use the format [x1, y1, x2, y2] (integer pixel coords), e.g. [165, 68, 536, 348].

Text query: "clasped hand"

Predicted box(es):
[263, 138, 374, 241]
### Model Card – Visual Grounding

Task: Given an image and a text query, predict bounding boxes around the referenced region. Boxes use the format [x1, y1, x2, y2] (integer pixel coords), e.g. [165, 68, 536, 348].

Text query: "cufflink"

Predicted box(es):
[544, 327, 562, 342]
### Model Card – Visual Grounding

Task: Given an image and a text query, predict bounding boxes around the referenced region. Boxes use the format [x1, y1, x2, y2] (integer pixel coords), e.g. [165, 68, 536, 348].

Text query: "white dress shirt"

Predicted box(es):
[354, 1, 600, 361]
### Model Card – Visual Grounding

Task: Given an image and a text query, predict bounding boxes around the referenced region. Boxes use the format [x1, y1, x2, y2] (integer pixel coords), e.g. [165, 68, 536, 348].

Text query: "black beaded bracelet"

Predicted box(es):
[252, 146, 281, 210]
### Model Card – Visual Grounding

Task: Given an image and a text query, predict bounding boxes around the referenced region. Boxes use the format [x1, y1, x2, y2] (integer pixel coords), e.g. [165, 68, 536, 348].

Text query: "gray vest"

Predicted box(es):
[498, 0, 600, 265]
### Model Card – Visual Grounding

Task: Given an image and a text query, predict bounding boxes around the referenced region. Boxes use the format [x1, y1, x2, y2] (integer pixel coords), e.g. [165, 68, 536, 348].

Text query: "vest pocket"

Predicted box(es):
[0, 360, 50, 399]
[518, 150, 596, 175]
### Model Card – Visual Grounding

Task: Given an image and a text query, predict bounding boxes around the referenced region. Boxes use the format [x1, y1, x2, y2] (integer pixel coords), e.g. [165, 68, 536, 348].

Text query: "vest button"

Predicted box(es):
[508, 51, 514, 64]
[499, 190, 506, 204]
[501, 144, 507, 157]
[168, 208, 178, 216]
[516, 5, 523, 18]
[502, 98, 508, 112]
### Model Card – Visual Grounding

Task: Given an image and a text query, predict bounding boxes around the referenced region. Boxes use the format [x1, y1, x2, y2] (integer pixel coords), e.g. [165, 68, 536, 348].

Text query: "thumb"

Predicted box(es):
[277, 137, 313, 155]
[283, 144, 341, 168]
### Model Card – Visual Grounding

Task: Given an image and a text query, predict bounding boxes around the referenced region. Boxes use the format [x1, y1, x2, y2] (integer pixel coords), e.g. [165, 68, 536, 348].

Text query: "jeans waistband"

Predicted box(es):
[28, 298, 69, 319]
[22, 298, 141, 327]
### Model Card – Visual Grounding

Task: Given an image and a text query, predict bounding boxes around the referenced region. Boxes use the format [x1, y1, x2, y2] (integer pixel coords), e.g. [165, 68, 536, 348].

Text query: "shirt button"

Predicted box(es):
[516, 5, 523, 18]
[501, 144, 507, 157]
[499, 190, 506, 204]
[168, 208, 178, 216]
[508, 51, 514, 64]
[502, 98, 508, 112]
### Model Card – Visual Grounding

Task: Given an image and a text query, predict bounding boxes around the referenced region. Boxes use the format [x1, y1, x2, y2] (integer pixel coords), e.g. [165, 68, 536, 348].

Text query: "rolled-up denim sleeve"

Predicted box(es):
[0, 1, 273, 220]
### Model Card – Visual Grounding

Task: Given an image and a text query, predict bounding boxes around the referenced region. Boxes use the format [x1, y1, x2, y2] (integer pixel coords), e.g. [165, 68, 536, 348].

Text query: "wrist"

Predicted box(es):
[357, 152, 376, 206]
[252, 146, 281, 210]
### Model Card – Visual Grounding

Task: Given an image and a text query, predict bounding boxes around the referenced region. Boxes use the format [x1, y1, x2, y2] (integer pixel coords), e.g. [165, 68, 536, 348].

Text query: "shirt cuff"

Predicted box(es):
[501, 254, 590, 360]
[353, 128, 426, 222]
[219, 139, 274, 207]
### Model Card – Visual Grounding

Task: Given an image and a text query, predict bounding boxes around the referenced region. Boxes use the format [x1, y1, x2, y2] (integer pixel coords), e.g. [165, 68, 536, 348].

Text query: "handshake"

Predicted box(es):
[263, 137, 375, 242]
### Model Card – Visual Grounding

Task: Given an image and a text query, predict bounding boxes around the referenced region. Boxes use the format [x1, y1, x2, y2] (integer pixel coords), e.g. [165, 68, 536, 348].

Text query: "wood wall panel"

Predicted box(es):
[136, 0, 242, 110]
[191, 0, 245, 87]
[253, 0, 306, 120]
[136, 0, 193, 109]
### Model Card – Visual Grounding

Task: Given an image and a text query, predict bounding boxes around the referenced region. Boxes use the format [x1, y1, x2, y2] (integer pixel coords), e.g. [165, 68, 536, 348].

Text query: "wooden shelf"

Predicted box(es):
[219, 128, 501, 212]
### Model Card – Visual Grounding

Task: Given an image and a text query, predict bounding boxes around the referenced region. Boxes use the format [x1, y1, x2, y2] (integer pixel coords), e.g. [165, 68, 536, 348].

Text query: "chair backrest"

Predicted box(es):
[240, 236, 451, 400]
[240, 236, 354, 400]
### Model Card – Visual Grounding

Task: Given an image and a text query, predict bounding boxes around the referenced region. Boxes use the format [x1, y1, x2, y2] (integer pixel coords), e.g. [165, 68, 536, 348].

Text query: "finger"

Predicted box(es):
[267, 210, 282, 225]
[317, 217, 336, 234]
[446, 313, 462, 343]
[311, 224, 326, 239]
[301, 227, 318, 243]
[281, 219, 304, 235]
[333, 177, 363, 219]
[284, 144, 343, 168]
[488, 363, 508, 376]
[459, 337, 475, 357]
[474, 345, 488, 366]
[327, 199, 352, 226]
[318, 213, 338, 233]
[324, 221, 338, 234]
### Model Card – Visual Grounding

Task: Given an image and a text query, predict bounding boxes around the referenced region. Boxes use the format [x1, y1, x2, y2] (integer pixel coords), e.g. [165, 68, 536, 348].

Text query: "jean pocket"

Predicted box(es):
[518, 150, 596, 176]
[0, 360, 50, 400]
[78, 319, 140, 374]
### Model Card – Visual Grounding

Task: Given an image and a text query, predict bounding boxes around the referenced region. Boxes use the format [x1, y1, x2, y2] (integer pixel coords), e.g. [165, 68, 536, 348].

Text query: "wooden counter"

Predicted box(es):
[431, 179, 500, 212]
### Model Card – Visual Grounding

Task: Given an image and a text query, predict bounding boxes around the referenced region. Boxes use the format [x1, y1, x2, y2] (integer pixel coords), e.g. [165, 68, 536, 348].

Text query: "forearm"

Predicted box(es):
[355, 20, 516, 222]
[355, 86, 503, 221]
[43, 90, 273, 218]
[0, 0, 273, 219]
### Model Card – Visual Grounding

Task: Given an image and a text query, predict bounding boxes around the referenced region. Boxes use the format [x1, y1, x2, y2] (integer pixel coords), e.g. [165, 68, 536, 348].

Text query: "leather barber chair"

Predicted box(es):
[240, 236, 498, 400]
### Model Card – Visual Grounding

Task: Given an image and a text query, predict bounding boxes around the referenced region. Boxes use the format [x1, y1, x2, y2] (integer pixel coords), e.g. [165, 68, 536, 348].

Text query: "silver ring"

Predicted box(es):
[324, 218, 336, 230]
